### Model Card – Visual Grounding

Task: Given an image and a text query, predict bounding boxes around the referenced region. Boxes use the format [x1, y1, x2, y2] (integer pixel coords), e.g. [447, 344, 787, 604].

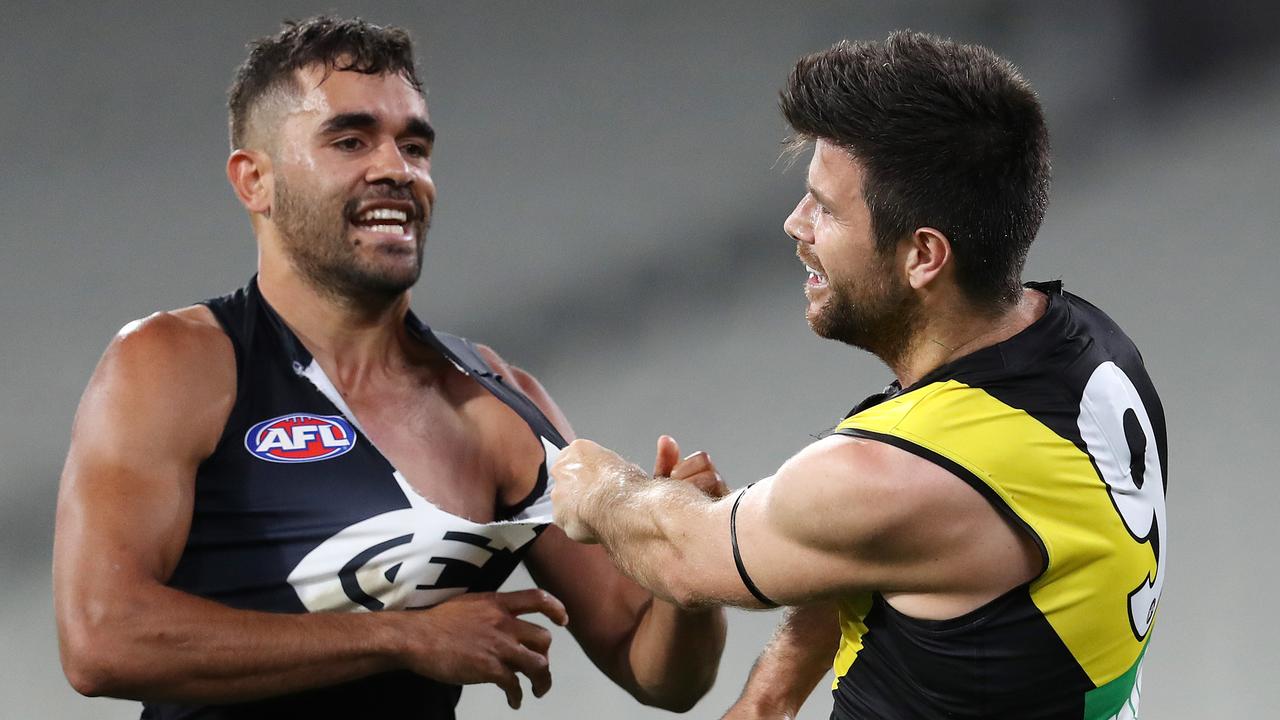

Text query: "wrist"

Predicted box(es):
[579, 460, 638, 538]
[734, 689, 799, 718]
[368, 611, 412, 671]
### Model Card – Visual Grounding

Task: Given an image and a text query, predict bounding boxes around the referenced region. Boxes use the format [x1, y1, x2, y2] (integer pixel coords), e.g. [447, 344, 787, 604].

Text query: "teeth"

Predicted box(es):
[805, 264, 824, 278]
[358, 208, 409, 222]
[368, 224, 406, 235]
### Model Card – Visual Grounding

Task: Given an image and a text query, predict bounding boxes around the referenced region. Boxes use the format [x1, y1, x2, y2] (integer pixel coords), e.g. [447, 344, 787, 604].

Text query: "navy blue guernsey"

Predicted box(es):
[143, 278, 565, 720]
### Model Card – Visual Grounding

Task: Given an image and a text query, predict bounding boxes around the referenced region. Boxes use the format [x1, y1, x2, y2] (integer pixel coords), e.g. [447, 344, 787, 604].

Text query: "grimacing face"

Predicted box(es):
[268, 66, 437, 302]
[783, 140, 921, 364]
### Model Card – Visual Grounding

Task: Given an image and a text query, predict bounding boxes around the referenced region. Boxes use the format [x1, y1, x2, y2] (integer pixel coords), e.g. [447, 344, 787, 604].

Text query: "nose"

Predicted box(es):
[784, 194, 815, 245]
[365, 139, 415, 187]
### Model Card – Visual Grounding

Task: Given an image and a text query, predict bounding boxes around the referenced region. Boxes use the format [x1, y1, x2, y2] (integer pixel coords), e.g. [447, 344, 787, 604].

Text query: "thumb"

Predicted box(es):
[652, 434, 681, 477]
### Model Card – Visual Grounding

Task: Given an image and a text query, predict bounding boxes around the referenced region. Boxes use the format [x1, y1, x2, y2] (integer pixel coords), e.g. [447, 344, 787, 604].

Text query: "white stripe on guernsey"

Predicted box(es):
[297, 360, 369, 436]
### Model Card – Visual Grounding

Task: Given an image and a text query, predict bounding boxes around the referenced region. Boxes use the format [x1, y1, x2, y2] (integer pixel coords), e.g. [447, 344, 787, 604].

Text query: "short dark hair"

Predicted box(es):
[228, 16, 422, 150]
[781, 31, 1051, 309]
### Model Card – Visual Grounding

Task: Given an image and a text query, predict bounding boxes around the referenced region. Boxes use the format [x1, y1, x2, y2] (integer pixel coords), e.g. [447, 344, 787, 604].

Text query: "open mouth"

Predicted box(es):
[350, 206, 415, 237]
[804, 263, 828, 288]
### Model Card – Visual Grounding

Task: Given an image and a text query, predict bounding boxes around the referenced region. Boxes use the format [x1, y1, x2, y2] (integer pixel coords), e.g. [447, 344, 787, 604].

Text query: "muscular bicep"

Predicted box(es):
[730, 435, 1009, 606]
[55, 310, 234, 606]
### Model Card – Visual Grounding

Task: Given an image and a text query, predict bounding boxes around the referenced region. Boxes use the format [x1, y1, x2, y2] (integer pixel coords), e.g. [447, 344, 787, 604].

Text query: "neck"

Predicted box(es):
[889, 287, 1046, 388]
[257, 250, 417, 388]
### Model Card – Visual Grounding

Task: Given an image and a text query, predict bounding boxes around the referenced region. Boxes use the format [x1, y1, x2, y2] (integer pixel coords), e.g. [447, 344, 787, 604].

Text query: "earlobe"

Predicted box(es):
[226, 150, 272, 216]
[905, 227, 951, 290]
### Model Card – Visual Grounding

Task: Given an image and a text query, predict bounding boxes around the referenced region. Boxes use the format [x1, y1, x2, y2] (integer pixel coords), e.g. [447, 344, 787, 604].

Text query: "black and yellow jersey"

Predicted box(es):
[829, 281, 1167, 720]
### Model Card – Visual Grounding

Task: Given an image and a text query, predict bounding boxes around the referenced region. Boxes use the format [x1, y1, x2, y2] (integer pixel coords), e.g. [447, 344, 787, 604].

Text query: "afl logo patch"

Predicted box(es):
[245, 413, 357, 464]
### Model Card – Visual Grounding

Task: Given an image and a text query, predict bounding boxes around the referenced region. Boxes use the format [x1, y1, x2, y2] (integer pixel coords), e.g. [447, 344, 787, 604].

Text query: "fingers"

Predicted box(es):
[653, 434, 681, 477]
[494, 666, 523, 709]
[497, 588, 569, 626]
[671, 450, 730, 498]
[669, 450, 712, 481]
[513, 617, 553, 656]
[504, 631, 553, 698]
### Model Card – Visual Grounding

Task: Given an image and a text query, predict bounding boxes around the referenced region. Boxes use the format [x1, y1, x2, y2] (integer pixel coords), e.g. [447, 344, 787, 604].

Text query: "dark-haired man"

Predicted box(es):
[552, 31, 1167, 720]
[53, 16, 724, 718]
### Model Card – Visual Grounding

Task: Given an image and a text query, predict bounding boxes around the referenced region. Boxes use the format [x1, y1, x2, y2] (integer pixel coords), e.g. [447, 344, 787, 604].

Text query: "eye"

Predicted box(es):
[401, 142, 430, 159]
[333, 137, 364, 152]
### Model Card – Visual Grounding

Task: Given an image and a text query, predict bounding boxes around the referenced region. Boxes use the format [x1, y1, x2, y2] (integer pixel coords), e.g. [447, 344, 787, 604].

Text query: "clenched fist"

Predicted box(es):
[550, 439, 634, 543]
[551, 436, 729, 544]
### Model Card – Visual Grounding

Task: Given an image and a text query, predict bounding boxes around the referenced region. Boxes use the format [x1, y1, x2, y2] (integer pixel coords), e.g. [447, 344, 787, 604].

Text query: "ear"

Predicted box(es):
[904, 227, 951, 290]
[226, 149, 273, 216]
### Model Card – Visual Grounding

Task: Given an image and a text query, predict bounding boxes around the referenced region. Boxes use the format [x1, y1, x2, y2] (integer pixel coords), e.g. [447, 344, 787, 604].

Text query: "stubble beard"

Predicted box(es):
[273, 172, 428, 307]
[809, 258, 923, 370]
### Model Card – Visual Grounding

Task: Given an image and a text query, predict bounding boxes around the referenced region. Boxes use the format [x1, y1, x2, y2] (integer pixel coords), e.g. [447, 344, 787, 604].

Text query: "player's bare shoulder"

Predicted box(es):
[76, 305, 237, 458]
[765, 433, 991, 553]
[101, 305, 233, 386]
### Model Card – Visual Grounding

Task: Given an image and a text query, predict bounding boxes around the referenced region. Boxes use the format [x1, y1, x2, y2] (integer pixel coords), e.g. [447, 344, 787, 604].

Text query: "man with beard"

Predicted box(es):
[551, 32, 1167, 720]
[52, 16, 725, 719]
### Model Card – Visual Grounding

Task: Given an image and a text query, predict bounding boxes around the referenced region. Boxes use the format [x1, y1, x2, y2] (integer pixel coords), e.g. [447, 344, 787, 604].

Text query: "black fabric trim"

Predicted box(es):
[199, 290, 249, 462]
[244, 276, 313, 366]
[500, 463, 549, 520]
[896, 281, 1064, 397]
[410, 321, 568, 450]
[413, 325, 563, 520]
[730, 485, 778, 607]
[832, 428, 1050, 572]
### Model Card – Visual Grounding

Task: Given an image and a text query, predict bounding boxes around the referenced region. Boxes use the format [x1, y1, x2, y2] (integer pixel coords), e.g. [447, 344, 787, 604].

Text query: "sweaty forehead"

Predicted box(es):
[809, 139, 865, 204]
[291, 66, 428, 124]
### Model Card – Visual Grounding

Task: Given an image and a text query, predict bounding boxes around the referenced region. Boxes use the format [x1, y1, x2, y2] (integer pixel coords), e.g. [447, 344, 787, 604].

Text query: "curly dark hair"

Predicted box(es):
[228, 16, 422, 150]
[781, 31, 1051, 309]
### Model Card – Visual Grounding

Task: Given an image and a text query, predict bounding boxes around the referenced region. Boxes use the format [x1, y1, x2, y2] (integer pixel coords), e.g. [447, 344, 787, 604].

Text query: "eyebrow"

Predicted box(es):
[806, 183, 838, 210]
[319, 112, 435, 143]
[404, 117, 435, 144]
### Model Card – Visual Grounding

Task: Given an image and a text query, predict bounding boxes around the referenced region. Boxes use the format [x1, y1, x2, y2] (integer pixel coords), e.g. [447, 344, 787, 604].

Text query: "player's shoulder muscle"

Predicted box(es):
[764, 433, 981, 557]
[76, 305, 235, 463]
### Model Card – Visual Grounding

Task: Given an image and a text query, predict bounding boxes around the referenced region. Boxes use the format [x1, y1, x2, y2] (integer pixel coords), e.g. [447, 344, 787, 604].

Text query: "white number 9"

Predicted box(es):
[1077, 361, 1167, 640]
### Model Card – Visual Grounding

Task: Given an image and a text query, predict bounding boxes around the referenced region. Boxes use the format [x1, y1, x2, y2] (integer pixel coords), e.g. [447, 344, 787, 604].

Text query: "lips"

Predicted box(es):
[354, 207, 409, 235]
[348, 199, 421, 238]
[797, 248, 827, 287]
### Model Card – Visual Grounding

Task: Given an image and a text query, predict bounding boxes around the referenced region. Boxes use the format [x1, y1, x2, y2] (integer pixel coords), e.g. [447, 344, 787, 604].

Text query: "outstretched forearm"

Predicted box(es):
[724, 603, 839, 719]
[582, 466, 741, 607]
[61, 581, 565, 707]
[59, 581, 406, 702]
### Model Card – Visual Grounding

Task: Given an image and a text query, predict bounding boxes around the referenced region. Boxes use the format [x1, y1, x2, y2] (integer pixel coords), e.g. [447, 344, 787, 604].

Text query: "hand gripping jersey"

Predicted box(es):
[143, 278, 565, 720]
[828, 282, 1167, 720]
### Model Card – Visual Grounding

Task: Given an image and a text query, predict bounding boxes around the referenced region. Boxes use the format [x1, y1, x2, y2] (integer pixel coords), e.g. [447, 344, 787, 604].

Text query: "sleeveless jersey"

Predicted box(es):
[142, 277, 566, 720]
[828, 282, 1167, 720]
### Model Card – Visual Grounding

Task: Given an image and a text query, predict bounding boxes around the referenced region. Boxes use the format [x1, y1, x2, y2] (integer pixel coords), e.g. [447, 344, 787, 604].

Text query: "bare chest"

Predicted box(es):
[339, 379, 540, 523]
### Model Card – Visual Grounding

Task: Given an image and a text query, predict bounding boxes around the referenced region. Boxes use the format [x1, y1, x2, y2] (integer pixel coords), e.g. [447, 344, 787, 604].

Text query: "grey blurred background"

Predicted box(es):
[3, 0, 1277, 717]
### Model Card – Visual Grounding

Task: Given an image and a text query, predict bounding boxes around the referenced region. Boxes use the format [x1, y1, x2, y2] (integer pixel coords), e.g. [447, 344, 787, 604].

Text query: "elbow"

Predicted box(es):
[63, 659, 113, 698]
[628, 604, 727, 713]
[60, 631, 121, 697]
[58, 599, 136, 698]
[636, 662, 721, 714]
[646, 682, 717, 714]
